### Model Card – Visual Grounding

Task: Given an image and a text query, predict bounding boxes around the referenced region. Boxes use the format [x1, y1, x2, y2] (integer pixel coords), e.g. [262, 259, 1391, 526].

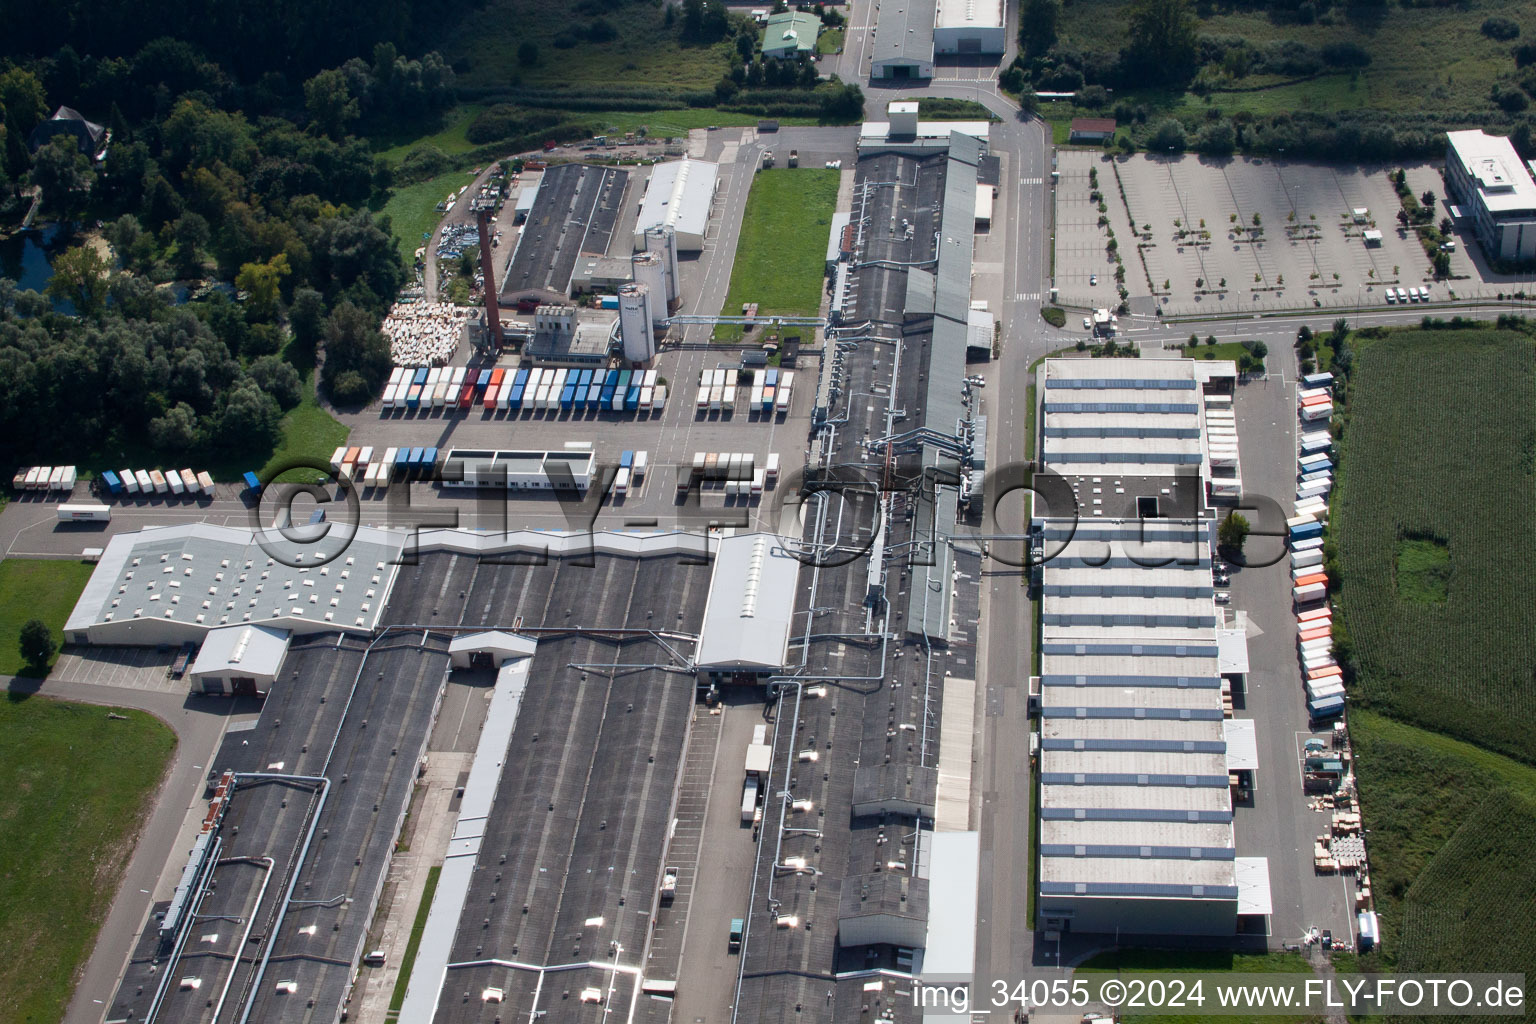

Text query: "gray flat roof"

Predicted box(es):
[188, 622, 290, 677]
[871, 0, 936, 66]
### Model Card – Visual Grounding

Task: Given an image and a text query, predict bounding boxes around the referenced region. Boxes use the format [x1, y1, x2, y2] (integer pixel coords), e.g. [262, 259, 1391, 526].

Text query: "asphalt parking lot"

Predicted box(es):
[1226, 369, 1357, 950]
[1054, 152, 1514, 317]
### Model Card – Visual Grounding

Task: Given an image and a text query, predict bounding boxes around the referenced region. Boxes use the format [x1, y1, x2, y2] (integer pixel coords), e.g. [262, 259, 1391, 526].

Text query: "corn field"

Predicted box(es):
[1393, 787, 1536, 1023]
[1334, 329, 1536, 764]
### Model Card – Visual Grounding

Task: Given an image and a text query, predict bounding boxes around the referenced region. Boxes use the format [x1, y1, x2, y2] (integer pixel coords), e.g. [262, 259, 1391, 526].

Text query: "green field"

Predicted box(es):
[376, 170, 477, 265]
[1050, 0, 1531, 125]
[1333, 328, 1536, 763]
[0, 559, 96, 676]
[1078, 950, 1319, 1024]
[442, 0, 735, 96]
[817, 28, 844, 55]
[0, 695, 176, 1024]
[375, 106, 489, 166]
[714, 168, 839, 341]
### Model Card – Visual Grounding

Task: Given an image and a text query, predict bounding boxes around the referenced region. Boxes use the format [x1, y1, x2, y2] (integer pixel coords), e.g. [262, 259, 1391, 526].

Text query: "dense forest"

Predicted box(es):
[0, 3, 460, 470]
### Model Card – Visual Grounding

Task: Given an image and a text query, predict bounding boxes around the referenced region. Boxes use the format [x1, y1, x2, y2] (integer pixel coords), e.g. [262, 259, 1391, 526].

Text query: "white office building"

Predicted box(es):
[1444, 129, 1536, 262]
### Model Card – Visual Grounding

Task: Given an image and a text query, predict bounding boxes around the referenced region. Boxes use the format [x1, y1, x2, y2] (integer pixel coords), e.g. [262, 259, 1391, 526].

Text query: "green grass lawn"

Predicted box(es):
[715, 168, 839, 341]
[374, 106, 489, 166]
[1078, 951, 1318, 1024]
[817, 28, 844, 55]
[0, 559, 96, 676]
[256, 380, 351, 482]
[376, 170, 477, 266]
[0, 695, 176, 1024]
[389, 865, 442, 1015]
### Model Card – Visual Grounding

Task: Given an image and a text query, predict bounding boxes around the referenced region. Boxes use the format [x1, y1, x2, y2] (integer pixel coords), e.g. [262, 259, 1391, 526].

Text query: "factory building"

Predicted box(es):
[521, 302, 617, 366]
[1444, 129, 1536, 262]
[693, 532, 803, 682]
[632, 159, 718, 251]
[933, 0, 1005, 54]
[870, 0, 935, 79]
[1032, 357, 1269, 937]
[187, 623, 290, 696]
[64, 522, 404, 647]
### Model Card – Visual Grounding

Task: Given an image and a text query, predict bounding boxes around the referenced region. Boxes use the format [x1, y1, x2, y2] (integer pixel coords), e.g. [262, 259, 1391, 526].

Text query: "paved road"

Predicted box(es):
[6, 675, 254, 1024]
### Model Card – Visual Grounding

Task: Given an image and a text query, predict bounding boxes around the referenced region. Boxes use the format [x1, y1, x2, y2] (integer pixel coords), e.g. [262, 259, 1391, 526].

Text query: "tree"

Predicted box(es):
[0, 68, 49, 134]
[149, 401, 199, 450]
[1148, 117, 1186, 153]
[213, 382, 282, 451]
[1250, 340, 1268, 360]
[171, 213, 211, 279]
[47, 244, 113, 317]
[321, 300, 390, 403]
[19, 618, 55, 668]
[1218, 511, 1250, 556]
[1433, 250, 1451, 278]
[235, 253, 292, 322]
[1125, 0, 1197, 85]
[30, 135, 95, 218]
[1020, 0, 1060, 58]
[518, 42, 540, 66]
[249, 354, 303, 409]
[304, 68, 359, 138]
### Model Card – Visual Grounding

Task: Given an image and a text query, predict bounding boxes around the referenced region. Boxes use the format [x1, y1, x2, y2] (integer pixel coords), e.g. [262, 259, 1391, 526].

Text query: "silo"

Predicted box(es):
[618, 282, 656, 364]
[630, 252, 668, 326]
[645, 225, 681, 309]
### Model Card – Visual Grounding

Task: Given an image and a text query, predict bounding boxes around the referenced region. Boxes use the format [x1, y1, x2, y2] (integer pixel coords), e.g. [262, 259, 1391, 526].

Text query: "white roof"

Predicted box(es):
[694, 533, 802, 669]
[1235, 856, 1273, 916]
[635, 159, 718, 240]
[189, 623, 290, 678]
[448, 630, 538, 661]
[1217, 623, 1250, 674]
[1447, 130, 1536, 214]
[936, 0, 1002, 29]
[1222, 718, 1259, 772]
[917, 831, 979, 975]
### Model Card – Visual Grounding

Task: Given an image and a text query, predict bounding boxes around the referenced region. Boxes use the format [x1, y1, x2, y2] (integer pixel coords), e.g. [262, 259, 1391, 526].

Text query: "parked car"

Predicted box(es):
[1215, 592, 1231, 604]
[1089, 274, 1098, 286]
[1321, 929, 1334, 950]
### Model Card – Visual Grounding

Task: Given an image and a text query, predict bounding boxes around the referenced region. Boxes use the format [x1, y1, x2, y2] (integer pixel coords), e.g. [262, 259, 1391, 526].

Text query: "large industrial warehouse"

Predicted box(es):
[1032, 358, 1270, 937]
[631, 158, 718, 251]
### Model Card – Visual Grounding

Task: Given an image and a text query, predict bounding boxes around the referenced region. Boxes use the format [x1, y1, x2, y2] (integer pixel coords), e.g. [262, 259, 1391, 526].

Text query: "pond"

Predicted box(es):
[0, 224, 67, 294]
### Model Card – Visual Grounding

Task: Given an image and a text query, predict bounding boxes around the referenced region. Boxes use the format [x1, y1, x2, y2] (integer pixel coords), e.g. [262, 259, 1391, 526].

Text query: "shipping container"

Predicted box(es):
[406, 384, 423, 409]
[765, 368, 779, 387]
[120, 469, 141, 494]
[1291, 549, 1324, 569]
[169, 469, 189, 494]
[450, 366, 467, 389]
[1299, 627, 1333, 645]
[381, 383, 396, 409]
[1301, 371, 1334, 389]
[1298, 387, 1332, 403]
[639, 386, 654, 409]
[509, 382, 526, 410]
[751, 469, 764, 495]
[533, 384, 550, 409]
[1308, 694, 1345, 720]
[722, 384, 737, 410]
[484, 383, 501, 410]
[561, 379, 578, 409]
[137, 470, 155, 492]
[475, 368, 491, 391]
[24, 467, 44, 489]
[1299, 469, 1332, 485]
[425, 367, 441, 389]
[1297, 480, 1330, 500]
[614, 466, 630, 496]
[411, 367, 429, 388]
[697, 385, 711, 411]
[1307, 680, 1345, 701]
[389, 366, 406, 387]
[1294, 582, 1327, 604]
[586, 380, 603, 410]
[1294, 571, 1328, 588]
[1299, 432, 1333, 453]
[765, 453, 780, 484]
[1299, 404, 1332, 422]
[382, 449, 398, 476]
[432, 381, 448, 407]
[55, 466, 77, 491]
[1294, 498, 1328, 519]
[704, 453, 719, 479]
[620, 450, 634, 469]
[100, 470, 122, 495]
[150, 470, 168, 494]
[653, 385, 668, 410]
[331, 446, 349, 470]
[407, 447, 425, 471]
[57, 503, 111, 521]
[1297, 606, 1332, 624]
[642, 369, 657, 389]
[634, 451, 648, 478]
[625, 385, 640, 411]
[1290, 536, 1324, 553]
[422, 447, 438, 472]
[751, 385, 765, 408]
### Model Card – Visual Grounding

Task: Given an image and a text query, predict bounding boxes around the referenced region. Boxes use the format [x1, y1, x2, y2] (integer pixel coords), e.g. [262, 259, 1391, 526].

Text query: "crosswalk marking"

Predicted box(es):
[1020, 177, 1043, 186]
[1015, 292, 1042, 301]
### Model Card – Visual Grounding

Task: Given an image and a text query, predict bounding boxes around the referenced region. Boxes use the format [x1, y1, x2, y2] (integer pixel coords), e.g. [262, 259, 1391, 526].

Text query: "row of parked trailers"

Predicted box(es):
[678, 451, 779, 496]
[696, 368, 793, 414]
[329, 445, 441, 488]
[382, 365, 668, 415]
[101, 467, 215, 497]
[13, 465, 78, 491]
[1288, 371, 1341, 722]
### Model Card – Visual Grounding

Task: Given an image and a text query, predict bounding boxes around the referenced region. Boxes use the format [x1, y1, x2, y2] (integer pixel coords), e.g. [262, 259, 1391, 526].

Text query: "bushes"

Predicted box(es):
[1148, 117, 1187, 152]
[1041, 306, 1067, 327]
[1482, 16, 1521, 41]
[465, 105, 565, 145]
